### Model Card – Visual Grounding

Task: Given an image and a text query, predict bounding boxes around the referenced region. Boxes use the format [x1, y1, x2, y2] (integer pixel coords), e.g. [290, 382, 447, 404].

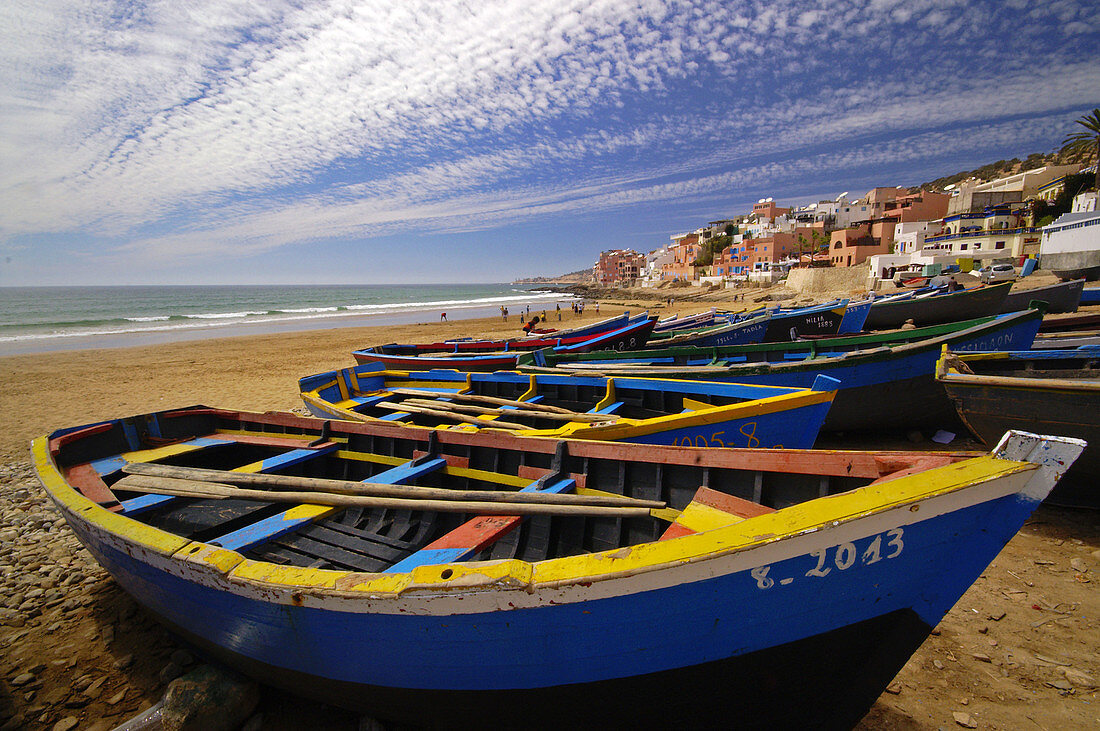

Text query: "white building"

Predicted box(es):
[1040, 192, 1100, 280]
[638, 246, 674, 287]
[892, 221, 939, 255]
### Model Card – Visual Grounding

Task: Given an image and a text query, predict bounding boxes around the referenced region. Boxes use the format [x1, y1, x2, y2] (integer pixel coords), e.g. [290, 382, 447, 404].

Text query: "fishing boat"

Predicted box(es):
[998, 278, 1084, 315]
[648, 314, 771, 348]
[1080, 285, 1100, 306]
[652, 308, 718, 332]
[749, 299, 849, 341]
[33, 406, 1083, 728]
[1037, 310, 1100, 333]
[366, 312, 642, 356]
[299, 365, 838, 449]
[863, 282, 1012, 330]
[519, 308, 1043, 432]
[937, 347, 1100, 507]
[353, 316, 657, 372]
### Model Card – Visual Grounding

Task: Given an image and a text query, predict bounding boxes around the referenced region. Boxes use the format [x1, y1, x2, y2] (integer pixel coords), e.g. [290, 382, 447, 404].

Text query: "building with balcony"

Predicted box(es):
[593, 249, 646, 286]
[663, 233, 702, 281]
[945, 164, 1081, 215]
[922, 204, 1040, 260]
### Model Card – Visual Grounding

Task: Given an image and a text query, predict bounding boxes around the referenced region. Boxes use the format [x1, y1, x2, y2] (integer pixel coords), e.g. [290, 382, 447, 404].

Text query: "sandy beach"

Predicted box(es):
[1, 294, 1098, 730]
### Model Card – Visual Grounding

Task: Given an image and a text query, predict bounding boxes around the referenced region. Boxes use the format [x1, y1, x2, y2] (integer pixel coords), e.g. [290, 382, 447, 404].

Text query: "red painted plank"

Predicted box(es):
[517, 465, 587, 489]
[868, 456, 956, 485]
[692, 487, 776, 519]
[64, 463, 122, 512]
[412, 450, 470, 469]
[418, 515, 522, 553]
[48, 422, 115, 454]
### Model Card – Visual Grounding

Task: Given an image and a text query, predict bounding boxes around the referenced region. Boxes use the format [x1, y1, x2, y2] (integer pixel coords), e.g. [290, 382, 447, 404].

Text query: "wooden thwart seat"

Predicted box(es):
[659, 487, 775, 541]
[383, 476, 577, 573]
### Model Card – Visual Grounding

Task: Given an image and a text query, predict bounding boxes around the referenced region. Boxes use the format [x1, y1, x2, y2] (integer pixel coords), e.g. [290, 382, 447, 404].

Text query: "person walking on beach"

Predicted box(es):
[556, 303, 561, 321]
[440, 312, 447, 321]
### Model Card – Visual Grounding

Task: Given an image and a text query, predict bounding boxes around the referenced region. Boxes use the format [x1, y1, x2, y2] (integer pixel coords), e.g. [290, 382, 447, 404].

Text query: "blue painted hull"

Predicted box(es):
[65, 489, 1037, 726]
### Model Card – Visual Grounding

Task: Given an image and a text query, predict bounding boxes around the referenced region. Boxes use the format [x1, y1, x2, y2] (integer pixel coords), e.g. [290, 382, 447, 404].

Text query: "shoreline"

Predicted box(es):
[0, 305, 639, 462]
[0, 292, 580, 358]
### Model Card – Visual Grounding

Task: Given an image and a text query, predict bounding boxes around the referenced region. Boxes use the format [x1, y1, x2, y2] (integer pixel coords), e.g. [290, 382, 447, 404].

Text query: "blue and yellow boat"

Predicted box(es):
[298, 364, 839, 449]
[33, 407, 1082, 728]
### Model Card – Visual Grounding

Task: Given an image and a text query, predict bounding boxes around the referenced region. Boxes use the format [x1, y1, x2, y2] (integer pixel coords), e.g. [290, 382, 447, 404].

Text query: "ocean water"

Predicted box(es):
[0, 284, 571, 355]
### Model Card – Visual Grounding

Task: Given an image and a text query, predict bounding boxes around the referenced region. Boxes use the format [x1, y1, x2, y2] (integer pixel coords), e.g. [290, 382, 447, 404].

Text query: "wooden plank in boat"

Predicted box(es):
[64, 463, 122, 512]
[660, 487, 775, 541]
[384, 477, 577, 572]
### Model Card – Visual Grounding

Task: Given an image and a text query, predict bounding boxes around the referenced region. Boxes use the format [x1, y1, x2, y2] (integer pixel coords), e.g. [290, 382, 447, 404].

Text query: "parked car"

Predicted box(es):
[979, 264, 1016, 283]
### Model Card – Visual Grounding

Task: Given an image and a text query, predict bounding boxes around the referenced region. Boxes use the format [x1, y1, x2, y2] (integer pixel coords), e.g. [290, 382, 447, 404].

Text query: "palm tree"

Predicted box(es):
[1060, 108, 1100, 190]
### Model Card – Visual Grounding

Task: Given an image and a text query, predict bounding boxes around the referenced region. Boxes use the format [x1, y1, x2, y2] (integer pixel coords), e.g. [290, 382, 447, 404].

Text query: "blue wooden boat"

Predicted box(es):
[653, 308, 718, 332]
[837, 298, 873, 334]
[519, 308, 1043, 432]
[33, 406, 1083, 727]
[353, 316, 657, 372]
[366, 312, 643, 357]
[1081, 285, 1100, 306]
[937, 346, 1100, 507]
[647, 314, 771, 348]
[299, 365, 839, 449]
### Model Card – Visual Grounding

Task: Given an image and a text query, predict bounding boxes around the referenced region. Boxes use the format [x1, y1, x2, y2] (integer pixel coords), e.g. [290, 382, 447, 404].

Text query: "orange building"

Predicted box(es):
[830, 190, 951, 267]
[751, 199, 791, 222]
[663, 233, 701, 280]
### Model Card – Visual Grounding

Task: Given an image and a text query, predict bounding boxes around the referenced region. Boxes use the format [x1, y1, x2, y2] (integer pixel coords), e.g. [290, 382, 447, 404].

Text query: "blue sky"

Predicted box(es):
[1, 0, 1098, 286]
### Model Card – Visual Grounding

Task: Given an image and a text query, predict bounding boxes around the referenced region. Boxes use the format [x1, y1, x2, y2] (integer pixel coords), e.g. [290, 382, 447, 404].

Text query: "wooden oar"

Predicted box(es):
[121, 462, 664, 508]
[388, 388, 578, 414]
[376, 401, 534, 430]
[114, 475, 656, 518]
[398, 398, 614, 423]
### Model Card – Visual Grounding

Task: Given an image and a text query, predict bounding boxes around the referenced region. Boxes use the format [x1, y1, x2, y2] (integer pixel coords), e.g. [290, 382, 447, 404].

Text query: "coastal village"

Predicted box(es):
[589, 159, 1099, 295]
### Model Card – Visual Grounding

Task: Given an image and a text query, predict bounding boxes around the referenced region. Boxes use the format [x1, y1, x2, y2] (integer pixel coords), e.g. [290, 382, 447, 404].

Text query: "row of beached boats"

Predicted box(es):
[32, 277, 1099, 728]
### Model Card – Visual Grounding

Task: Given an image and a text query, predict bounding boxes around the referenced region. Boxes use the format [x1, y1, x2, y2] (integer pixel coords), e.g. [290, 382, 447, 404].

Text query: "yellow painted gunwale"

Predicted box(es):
[32, 434, 1035, 599]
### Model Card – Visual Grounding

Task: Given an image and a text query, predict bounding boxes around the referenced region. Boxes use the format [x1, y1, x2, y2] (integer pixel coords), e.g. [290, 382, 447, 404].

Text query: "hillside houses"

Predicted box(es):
[589, 161, 1091, 289]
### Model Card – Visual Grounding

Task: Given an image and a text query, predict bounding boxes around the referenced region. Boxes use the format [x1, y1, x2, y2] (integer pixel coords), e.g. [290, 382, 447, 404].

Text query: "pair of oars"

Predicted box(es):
[116, 462, 664, 518]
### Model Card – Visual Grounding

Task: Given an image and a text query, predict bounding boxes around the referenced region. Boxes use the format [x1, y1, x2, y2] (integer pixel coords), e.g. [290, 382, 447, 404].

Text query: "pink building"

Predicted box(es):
[593, 249, 646, 286]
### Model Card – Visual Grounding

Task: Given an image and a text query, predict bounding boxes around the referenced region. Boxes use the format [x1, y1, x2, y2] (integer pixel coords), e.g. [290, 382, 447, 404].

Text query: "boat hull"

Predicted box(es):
[762, 304, 847, 342]
[354, 318, 657, 371]
[47, 464, 1044, 729]
[864, 283, 1012, 330]
[939, 365, 1100, 508]
[999, 279, 1084, 315]
[526, 310, 1042, 432]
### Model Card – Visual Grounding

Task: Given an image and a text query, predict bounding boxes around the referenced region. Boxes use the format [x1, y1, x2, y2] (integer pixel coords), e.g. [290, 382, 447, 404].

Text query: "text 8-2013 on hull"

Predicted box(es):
[33, 407, 1082, 729]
